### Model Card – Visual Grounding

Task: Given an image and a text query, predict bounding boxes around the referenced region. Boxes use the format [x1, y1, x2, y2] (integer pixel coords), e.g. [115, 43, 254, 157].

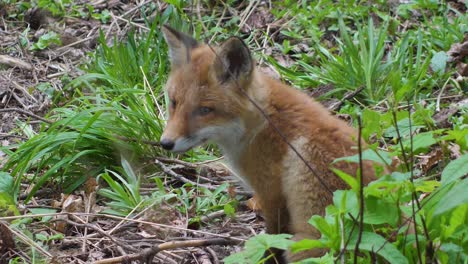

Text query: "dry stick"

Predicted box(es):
[210, 4, 228, 43]
[156, 159, 211, 187]
[237, 0, 260, 33]
[196, 0, 209, 36]
[93, 238, 237, 264]
[206, 246, 220, 264]
[353, 116, 365, 263]
[0, 108, 52, 124]
[156, 156, 224, 168]
[12, 80, 38, 103]
[328, 86, 365, 112]
[4, 224, 53, 258]
[1, 212, 245, 242]
[55, 218, 138, 252]
[155, 159, 251, 196]
[112, 13, 150, 31]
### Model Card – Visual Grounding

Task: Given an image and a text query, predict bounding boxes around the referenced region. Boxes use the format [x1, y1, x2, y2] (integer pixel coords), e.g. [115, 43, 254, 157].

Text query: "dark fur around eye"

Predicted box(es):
[196, 106, 214, 116]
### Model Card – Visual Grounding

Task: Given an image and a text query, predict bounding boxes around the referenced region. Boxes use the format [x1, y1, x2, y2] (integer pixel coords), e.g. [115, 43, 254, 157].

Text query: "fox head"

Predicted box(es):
[159, 26, 257, 153]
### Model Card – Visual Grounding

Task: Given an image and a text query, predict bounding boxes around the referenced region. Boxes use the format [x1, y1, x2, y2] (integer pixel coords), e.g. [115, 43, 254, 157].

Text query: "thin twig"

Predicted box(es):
[53, 218, 138, 252]
[196, 0, 209, 35]
[328, 86, 365, 112]
[210, 4, 228, 43]
[93, 238, 237, 264]
[207, 45, 335, 197]
[0, 108, 52, 124]
[156, 159, 251, 196]
[207, 246, 220, 264]
[1, 212, 246, 242]
[353, 116, 365, 263]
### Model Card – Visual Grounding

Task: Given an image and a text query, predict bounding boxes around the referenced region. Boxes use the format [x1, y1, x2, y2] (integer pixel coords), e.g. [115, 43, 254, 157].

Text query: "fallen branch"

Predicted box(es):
[0, 108, 52, 124]
[51, 218, 138, 252]
[93, 238, 237, 264]
[0, 55, 32, 70]
[328, 86, 365, 112]
[155, 159, 252, 196]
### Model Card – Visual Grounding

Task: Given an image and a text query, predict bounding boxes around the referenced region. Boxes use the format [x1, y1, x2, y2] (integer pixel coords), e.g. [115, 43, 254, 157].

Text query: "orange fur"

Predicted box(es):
[160, 26, 383, 262]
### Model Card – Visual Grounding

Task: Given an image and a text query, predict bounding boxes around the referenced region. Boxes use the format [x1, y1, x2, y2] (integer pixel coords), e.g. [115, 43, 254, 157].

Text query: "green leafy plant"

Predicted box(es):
[30, 31, 62, 50]
[174, 183, 236, 225]
[224, 234, 294, 264]
[97, 157, 146, 216]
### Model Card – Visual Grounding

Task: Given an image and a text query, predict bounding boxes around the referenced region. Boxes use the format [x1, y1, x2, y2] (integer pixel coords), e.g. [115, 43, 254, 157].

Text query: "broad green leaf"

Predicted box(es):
[414, 180, 440, 193]
[0, 172, 15, 197]
[224, 203, 235, 217]
[28, 208, 57, 222]
[364, 196, 399, 226]
[444, 204, 467, 238]
[362, 109, 381, 139]
[384, 118, 424, 139]
[0, 192, 19, 216]
[331, 169, 358, 191]
[347, 232, 409, 264]
[333, 190, 358, 216]
[224, 234, 293, 264]
[404, 132, 437, 153]
[333, 149, 392, 166]
[430, 51, 448, 74]
[309, 215, 336, 239]
[434, 179, 468, 216]
[35, 233, 48, 241]
[291, 239, 325, 253]
[441, 154, 468, 185]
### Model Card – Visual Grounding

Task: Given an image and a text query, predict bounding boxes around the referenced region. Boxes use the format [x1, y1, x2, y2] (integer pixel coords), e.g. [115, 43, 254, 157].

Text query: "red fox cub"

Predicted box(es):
[160, 25, 380, 262]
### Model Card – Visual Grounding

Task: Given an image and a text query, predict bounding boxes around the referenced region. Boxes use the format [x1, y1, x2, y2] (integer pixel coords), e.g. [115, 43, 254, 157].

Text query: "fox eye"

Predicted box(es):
[196, 106, 214, 116]
[170, 99, 176, 108]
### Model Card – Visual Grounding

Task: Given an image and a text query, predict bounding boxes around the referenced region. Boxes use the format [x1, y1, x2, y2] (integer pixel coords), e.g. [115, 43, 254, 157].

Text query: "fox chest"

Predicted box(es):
[221, 135, 288, 193]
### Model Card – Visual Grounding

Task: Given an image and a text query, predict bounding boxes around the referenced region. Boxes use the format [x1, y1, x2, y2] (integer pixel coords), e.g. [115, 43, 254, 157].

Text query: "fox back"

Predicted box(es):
[160, 26, 381, 262]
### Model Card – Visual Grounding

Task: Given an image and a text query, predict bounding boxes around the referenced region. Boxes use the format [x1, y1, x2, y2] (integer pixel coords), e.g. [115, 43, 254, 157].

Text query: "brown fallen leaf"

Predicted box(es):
[52, 194, 85, 233]
[433, 106, 460, 128]
[241, 6, 275, 33]
[456, 62, 468, 77]
[246, 196, 261, 212]
[0, 55, 32, 70]
[140, 202, 186, 240]
[447, 38, 468, 76]
[449, 143, 462, 159]
[0, 222, 15, 257]
[417, 147, 444, 174]
[448, 40, 468, 62]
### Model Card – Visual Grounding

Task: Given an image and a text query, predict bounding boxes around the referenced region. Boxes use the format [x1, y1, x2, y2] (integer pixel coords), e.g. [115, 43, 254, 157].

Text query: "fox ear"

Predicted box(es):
[214, 37, 253, 84]
[162, 25, 198, 67]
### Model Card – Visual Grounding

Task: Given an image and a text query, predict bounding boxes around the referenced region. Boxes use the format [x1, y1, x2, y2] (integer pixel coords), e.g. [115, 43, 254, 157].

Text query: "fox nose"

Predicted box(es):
[160, 139, 175, 150]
